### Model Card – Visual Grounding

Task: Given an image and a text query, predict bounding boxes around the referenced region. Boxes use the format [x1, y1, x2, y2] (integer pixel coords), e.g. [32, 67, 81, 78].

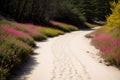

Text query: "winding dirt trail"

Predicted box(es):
[11, 30, 120, 80]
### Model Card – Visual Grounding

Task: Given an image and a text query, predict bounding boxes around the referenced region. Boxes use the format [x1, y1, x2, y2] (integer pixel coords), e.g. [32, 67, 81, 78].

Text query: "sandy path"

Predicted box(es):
[11, 30, 120, 80]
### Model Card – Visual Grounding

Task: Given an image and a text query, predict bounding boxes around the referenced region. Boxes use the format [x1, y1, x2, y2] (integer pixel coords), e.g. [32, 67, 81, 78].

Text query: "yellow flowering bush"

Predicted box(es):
[105, 1, 120, 30]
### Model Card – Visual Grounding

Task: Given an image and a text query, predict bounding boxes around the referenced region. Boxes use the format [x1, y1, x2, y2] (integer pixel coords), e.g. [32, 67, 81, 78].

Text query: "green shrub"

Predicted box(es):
[31, 33, 47, 41]
[55, 25, 79, 32]
[0, 68, 8, 80]
[38, 27, 64, 37]
[0, 20, 25, 31]
[0, 27, 33, 79]
[0, 20, 47, 41]
[12, 22, 47, 41]
[0, 38, 33, 79]
[0, 26, 36, 47]
[84, 22, 99, 28]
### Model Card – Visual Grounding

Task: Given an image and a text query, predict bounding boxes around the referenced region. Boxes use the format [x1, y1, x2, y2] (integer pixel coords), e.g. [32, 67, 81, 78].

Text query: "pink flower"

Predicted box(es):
[12, 22, 40, 36]
[8, 28, 23, 36]
[50, 20, 70, 26]
[2, 26, 30, 37]
[91, 32, 120, 63]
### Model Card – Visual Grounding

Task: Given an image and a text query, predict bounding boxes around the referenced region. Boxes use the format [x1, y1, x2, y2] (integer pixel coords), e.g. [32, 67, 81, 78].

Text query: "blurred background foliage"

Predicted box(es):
[0, 0, 112, 28]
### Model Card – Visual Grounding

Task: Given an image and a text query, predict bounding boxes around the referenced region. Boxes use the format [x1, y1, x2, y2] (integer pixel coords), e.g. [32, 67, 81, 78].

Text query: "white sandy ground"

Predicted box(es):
[11, 30, 120, 80]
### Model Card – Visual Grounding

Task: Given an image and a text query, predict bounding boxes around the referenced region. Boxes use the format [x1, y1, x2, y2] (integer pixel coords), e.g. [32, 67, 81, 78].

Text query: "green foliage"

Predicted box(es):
[55, 24, 79, 32]
[0, 20, 47, 41]
[38, 27, 64, 37]
[0, 0, 111, 26]
[31, 33, 47, 41]
[0, 20, 25, 31]
[0, 38, 32, 80]
[50, 21, 79, 32]
[17, 36, 35, 47]
[84, 22, 99, 28]
[110, 28, 120, 38]
[0, 68, 8, 80]
[0, 24, 36, 47]
[54, 0, 86, 27]
[58, 0, 111, 23]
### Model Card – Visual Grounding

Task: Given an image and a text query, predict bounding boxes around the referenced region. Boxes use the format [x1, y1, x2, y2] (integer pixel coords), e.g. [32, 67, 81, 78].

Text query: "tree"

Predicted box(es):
[105, 0, 120, 30]
[0, 0, 112, 25]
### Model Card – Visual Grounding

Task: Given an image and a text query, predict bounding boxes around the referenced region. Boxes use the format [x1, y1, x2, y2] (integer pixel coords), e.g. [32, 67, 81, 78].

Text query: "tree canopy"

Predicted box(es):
[0, 0, 112, 26]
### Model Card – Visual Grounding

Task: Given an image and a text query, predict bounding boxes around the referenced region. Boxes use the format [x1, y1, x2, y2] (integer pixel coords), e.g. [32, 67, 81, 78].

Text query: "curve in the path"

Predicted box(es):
[10, 30, 120, 80]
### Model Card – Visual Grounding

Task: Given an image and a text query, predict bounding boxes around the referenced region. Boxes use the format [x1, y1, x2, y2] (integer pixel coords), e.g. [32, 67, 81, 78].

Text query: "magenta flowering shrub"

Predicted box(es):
[50, 20, 64, 25]
[13, 23, 39, 34]
[92, 31, 120, 65]
[0, 20, 41, 38]
[3, 26, 29, 37]
[49, 20, 75, 26]
[0, 27, 33, 79]
[0, 20, 78, 79]
[0, 38, 33, 79]
[12, 22, 47, 41]
[1, 26, 35, 47]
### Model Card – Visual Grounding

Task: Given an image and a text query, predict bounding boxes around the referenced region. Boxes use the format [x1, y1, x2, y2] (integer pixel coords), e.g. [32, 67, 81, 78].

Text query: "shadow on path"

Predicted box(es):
[8, 49, 40, 80]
